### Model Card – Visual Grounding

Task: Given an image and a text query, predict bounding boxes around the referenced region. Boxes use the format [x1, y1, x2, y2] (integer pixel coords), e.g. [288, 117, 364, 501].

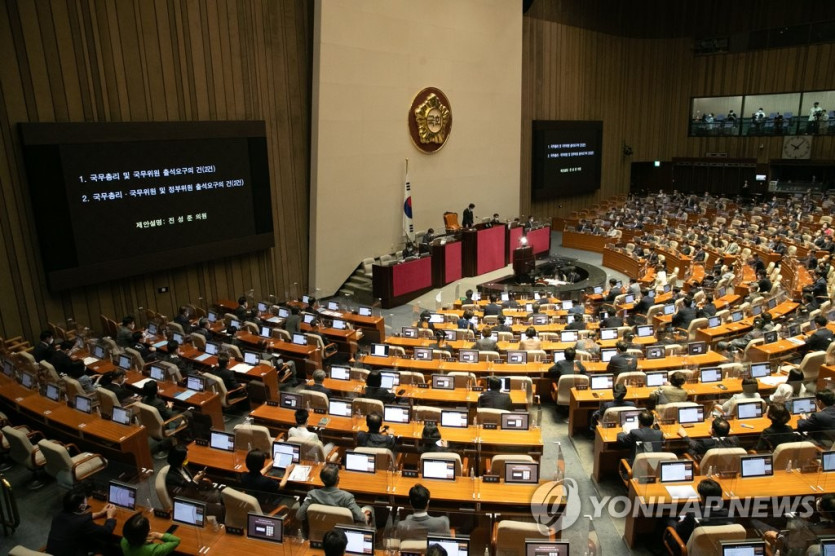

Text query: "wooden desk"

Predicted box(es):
[373, 257, 433, 309]
[236, 331, 322, 374]
[602, 247, 643, 278]
[177, 344, 281, 401]
[312, 378, 529, 407]
[125, 371, 224, 429]
[562, 230, 606, 253]
[748, 335, 807, 362]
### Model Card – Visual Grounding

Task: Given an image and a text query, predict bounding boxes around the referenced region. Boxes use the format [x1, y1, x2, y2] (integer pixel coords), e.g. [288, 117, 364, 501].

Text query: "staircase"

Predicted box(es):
[336, 258, 377, 306]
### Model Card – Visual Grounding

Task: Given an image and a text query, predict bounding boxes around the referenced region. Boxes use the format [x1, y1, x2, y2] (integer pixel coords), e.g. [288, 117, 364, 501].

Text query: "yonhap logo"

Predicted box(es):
[530, 477, 582, 533]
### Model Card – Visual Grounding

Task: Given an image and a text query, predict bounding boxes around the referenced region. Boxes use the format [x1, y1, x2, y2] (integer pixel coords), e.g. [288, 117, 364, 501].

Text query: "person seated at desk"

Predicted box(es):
[548, 347, 587, 383]
[165, 445, 224, 520]
[603, 279, 622, 304]
[607, 341, 637, 376]
[478, 376, 512, 411]
[590, 383, 634, 429]
[357, 412, 396, 451]
[565, 315, 587, 331]
[419, 422, 448, 454]
[720, 317, 766, 354]
[239, 448, 297, 511]
[417, 310, 436, 333]
[492, 311, 512, 333]
[756, 404, 797, 452]
[680, 417, 739, 459]
[717, 378, 762, 415]
[46, 488, 117, 556]
[519, 327, 541, 351]
[473, 326, 498, 352]
[397, 484, 451, 540]
[307, 369, 332, 398]
[460, 289, 474, 304]
[621, 331, 640, 351]
[421, 228, 436, 246]
[526, 303, 545, 322]
[456, 310, 477, 333]
[698, 294, 717, 318]
[212, 354, 240, 391]
[193, 317, 212, 341]
[173, 305, 192, 330]
[633, 290, 654, 315]
[798, 389, 835, 433]
[288, 407, 334, 455]
[616, 410, 663, 465]
[652, 371, 688, 405]
[755, 269, 772, 295]
[51, 340, 93, 389]
[804, 315, 834, 354]
[129, 331, 157, 363]
[363, 370, 396, 403]
[33, 329, 55, 363]
[117, 315, 136, 347]
[671, 296, 697, 330]
[600, 311, 624, 329]
[483, 294, 502, 316]
[235, 295, 256, 321]
[101, 369, 133, 403]
[501, 293, 519, 309]
[672, 479, 732, 546]
[121, 512, 181, 556]
[628, 277, 641, 299]
[158, 339, 190, 375]
[575, 333, 600, 359]
[323, 529, 348, 556]
[284, 306, 302, 336]
[296, 463, 373, 525]
[427, 330, 450, 352]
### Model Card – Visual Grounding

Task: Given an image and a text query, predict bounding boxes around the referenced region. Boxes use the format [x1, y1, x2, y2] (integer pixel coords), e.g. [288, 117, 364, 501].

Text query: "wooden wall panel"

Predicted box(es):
[522, 15, 835, 221]
[0, 0, 311, 341]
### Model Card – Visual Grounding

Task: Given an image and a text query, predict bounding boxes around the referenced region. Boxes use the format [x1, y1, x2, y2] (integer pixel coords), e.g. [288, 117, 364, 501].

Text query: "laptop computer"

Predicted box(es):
[600, 328, 619, 341]
[431, 375, 455, 390]
[371, 343, 389, 357]
[401, 326, 418, 338]
[507, 351, 527, 364]
[525, 540, 570, 556]
[172, 498, 206, 527]
[791, 397, 817, 415]
[739, 455, 773, 478]
[280, 392, 302, 409]
[736, 401, 763, 420]
[762, 330, 778, 344]
[209, 430, 235, 452]
[560, 330, 579, 343]
[336, 526, 377, 556]
[205, 341, 220, 355]
[600, 348, 617, 363]
[658, 460, 694, 483]
[328, 398, 352, 417]
[330, 366, 350, 380]
[646, 371, 667, 387]
[421, 459, 457, 481]
[358, 306, 372, 317]
[422, 536, 469, 556]
[459, 349, 478, 363]
[636, 325, 654, 338]
[108, 481, 137, 510]
[267, 441, 301, 478]
[677, 406, 704, 424]
[383, 405, 410, 424]
[440, 409, 468, 428]
[646, 346, 665, 360]
[699, 367, 722, 383]
[749, 362, 770, 379]
[344, 451, 376, 474]
[74, 395, 93, 414]
[112, 406, 132, 425]
[414, 347, 433, 361]
[687, 341, 707, 355]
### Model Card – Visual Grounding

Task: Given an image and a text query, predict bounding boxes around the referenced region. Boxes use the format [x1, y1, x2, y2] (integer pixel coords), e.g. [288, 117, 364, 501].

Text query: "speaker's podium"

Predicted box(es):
[513, 245, 534, 277]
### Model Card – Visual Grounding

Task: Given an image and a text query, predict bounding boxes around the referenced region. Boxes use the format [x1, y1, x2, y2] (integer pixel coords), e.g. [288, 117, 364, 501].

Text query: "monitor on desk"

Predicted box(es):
[507, 350, 527, 364]
[819, 539, 835, 556]
[663, 284, 672, 293]
[292, 333, 308, 345]
[259, 326, 271, 338]
[401, 326, 418, 338]
[328, 398, 352, 417]
[525, 541, 569, 556]
[344, 451, 376, 474]
[590, 374, 614, 390]
[280, 392, 301, 409]
[2, 359, 13, 378]
[731, 310, 744, 322]
[149, 365, 166, 381]
[646, 371, 667, 387]
[562, 300, 574, 310]
[257, 302, 268, 313]
[440, 409, 468, 428]
[699, 367, 722, 383]
[637, 325, 654, 338]
[600, 348, 617, 363]
[625, 294, 635, 304]
[504, 461, 539, 484]
[552, 350, 566, 362]
[501, 412, 529, 430]
[708, 316, 722, 328]
[525, 303, 534, 313]
[443, 329, 457, 341]
[173, 498, 206, 527]
[358, 306, 372, 317]
[147, 322, 158, 335]
[210, 430, 235, 452]
[208, 310, 218, 323]
[767, 297, 778, 310]
[302, 314, 315, 325]
[736, 401, 763, 420]
[687, 341, 707, 355]
[247, 512, 283, 544]
[330, 366, 350, 381]
[823, 451, 835, 472]
[302, 295, 310, 304]
[112, 406, 132, 426]
[791, 397, 817, 415]
[384, 405, 410, 424]
[172, 332, 184, 345]
[565, 315, 575, 324]
[278, 307, 290, 319]
[93, 344, 106, 360]
[205, 342, 220, 355]
[421, 458, 457, 480]
[504, 316, 514, 326]
[663, 304, 675, 316]
[74, 395, 93, 414]
[371, 343, 389, 357]
[740, 454, 773, 478]
[717, 286, 727, 297]
[44, 383, 60, 402]
[560, 330, 579, 343]
[751, 304, 763, 316]
[471, 292, 481, 301]
[459, 349, 478, 363]
[272, 441, 300, 469]
[431, 374, 454, 390]
[762, 330, 778, 344]
[429, 313, 445, 324]
[243, 351, 260, 365]
[335, 526, 376, 556]
[593, 286, 603, 294]
[20, 371, 35, 389]
[108, 481, 137, 510]
[749, 362, 771, 379]
[186, 375, 205, 392]
[327, 301, 340, 311]
[414, 347, 433, 361]
[646, 346, 665, 360]
[677, 405, 704, 425]
[501, 292, 510, 301]
[379, 372, 400, 389]
[787, 323, 801, 337]
[659, 460, 694, 483]
[600, 328, 619, 341]
[532, 314, 549, 325]
[620, 409, 643, 426]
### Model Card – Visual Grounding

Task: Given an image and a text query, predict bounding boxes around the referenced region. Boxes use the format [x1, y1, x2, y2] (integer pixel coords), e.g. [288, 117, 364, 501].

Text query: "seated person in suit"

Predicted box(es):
[239, 448, 297, 510]
[129, 331, 157, 363]
[296, 464, 373, 525]
[607, 341, 638, 376]
[526, 303, 545, 322]
[478, 376, 512, 411]
[102, 368, 133, 403]
[307, 369, 332, 398]
[804, 315, 834, 354]
[421, 228, 436, 245]
[363, 370, 396, 403]
[116, 316, 136, 347]
[590, 383, 635, 429]
[356, 412, 396, 451]
[211, 354, 240, 391]
[548, 347, 587, 382]
[519, 327, 542, 351]
[698, 294, 717, 317]
[33, 329, 56, 363]
[397, 484, 451, 540]
[456, 310, 477, 333]
[603, 279, 621, 304]
[653, 371, 688, 405]
[173, 306, 192, 330]
[158, 339, 190, 374]
[575, 334, 601, 359]
[756, 404, 797, 452]
[46, 488, 118, 556]
[288, 408, 320, 442]
[633, 290, 654, 315]
[235, 296, 256, 321]
[473, 326, 498, 352]
[51, 340, 96, 391]
[460, 289, 475, 304]
[719, 377, 761, 415]
[616, 410, 663, 464]
[673, 479, 732, 546]
[483, 294, 502, 316]
[193, 318, 212, 341]
[798, 389, 835, 433]
[284, 306, 302, 336]
[671, 296, 697, 330]
[419, 422, 448, 454]
[565, 314, 587, 331]
[681, 417, 739, 459]
[600, 311, 624, 329]
[165, 445, 224, 520]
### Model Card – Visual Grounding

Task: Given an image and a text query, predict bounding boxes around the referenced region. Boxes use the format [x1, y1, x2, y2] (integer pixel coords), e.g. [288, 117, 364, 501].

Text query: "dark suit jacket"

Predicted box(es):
[483, 303, 502, 316]
[240, 471, 279, 496]
[634, 297, 653, 315]
[686, 436, 740, 458]
[756, 424, 798, 452]
[103, 382, 134, 403]
[462, 208, 474, 227]
[671, 306, 697, 329]
[213, 367, 240, 391]
[607, 353, 637, 375]
[33, 341, 55, 363]
[50, 349, 85, 376]
[674, 507, 733, 546]
[616, 426, 664, 463]
[806, 328, 834, 352]
[364, 386, 396, 404]
[548, 359, 587, 381]
[45, 511, 117, 556]
[284, 314, 302, 335]
[357, 431, 396, 450]
[799, 405, 835, 432]
[306, 383, 332, 398]
[478, 389, 512, 410]
[565, 320, 586, 331]
[601, 316, 624, 328]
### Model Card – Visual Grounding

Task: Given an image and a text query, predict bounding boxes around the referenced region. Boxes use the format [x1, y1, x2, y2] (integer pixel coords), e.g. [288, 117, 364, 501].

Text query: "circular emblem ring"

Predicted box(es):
[408, 87, 452, 154]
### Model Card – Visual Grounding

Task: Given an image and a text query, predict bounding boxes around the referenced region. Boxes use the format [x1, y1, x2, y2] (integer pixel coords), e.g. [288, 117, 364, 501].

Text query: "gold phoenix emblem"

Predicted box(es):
[409, 87, 452, 154]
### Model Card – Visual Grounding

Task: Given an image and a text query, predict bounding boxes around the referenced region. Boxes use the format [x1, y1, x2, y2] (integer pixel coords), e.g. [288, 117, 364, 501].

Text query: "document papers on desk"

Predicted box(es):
[83, 357, 98, 365]
[665, 485, 698, 499]
[231, 363, 254, 374]
[288, 465, 311, 482]
[194, 353, 212, 362]
[152, 340, 168, 349]
[175, 390, 196, 401]
[759, 375, 787, 387]
[131, 378, 152, 390]
[788, 337, 805, 345]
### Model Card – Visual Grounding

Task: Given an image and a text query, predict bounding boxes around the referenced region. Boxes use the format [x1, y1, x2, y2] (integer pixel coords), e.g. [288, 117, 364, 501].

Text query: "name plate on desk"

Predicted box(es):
[483, 423, 498, 430]
[576, 384, 588, 390]
[225, 527, 244, 536]
[154, 509, 171, 519]
[402, 470, 419, 478]
[482, 475, 500, 483]
[314, 408, 326, 414]
[424, 420, 437, 427]
[194, 438, 209, 446]
[417, 383, 430, 389]
[266, 400, 279, 407]
[472, 386, 484, 392]
[602, 422, 617, 428]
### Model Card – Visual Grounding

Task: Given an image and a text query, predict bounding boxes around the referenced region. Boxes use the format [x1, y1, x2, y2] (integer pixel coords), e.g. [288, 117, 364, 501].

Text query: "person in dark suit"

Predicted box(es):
[356, 412, 396, 451]
[284, 306, 302, 336]
[211, 354, 240, 391]
[699, 294, 717, 317]
[173, 306, 192, 330]
[798, 389, 835, 432]
[33, 330, 55, 362]
[607, 341, 637, 376]
[805, 315, 834, 353]
[483, 294, 502, 316]
[473, 327, 498, 352]
[671, 296, 697, 330]
[462, 203, 475, 228]
[239, 449, 296, 510]
[363, 370, 396, 403]
[478, 376, 512, 410]
[681, 417, 739, 459]
[297, 464, 372, 524]
[102, 369, 134, 403]
[633, 290, 654, 315]
[50, 340, 86, 376]
[235, 296, 256, 321]
[673, 479, 732, 545]
[756, 404, 798, 452]
[116, 316, 136, 347]
[565, 315, 587, 331]
[548, 347, 586, 382]
[165, 445, 224, 519]
[590, 383, 635, 429]
[45, 488, 117, 556]
[616, 410, 663, 464]
[600, 312, 624, 328]
[306, 369, 332, 398]
[397, 484, 451, 540]
[192, 318, 212, 342]
[603, 279, 621, 304]
[756, 270, 772, 295]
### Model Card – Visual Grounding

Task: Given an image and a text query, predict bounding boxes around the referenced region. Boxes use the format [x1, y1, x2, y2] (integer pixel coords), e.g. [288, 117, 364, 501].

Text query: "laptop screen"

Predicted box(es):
[560, 330, 579, 342]
[736, 401, 763, 420]
[149, 365, 166, 381]
[646, 371, 667, 387]
[108, 481, 137, 510]
[700, 367, 722, 383]
[525, 541, 570, 556]
[247, 513, 283, 543]
[421, 459, 457, 480]
[762, 330, 778, 344]
[507, 350, 527, 364]
[740, 455, 773, 478]
[600, 328, 618, 341]
[731, 311, 744, 322]
[459, 349, 478, 363]
[271, 442, 301, 469]
[257, 302, 268, 313]
[344, 451, 376, 474]
[677, 406, 704, 424]
[663, 304, 675, 315]
[328, 398, 352, 417]
[280, 392, 301, 409]
[708, 316, 721, 328]
[186, 375, 205, 392]
[330, 366, 350, 380]
[633, 325, 652, 338]
[751, 304, 763, 316]
[327, 301, 339, 311]
[590, 374, 614, 390]
[45, 383, 60, 401]
[552, 350, 566, 362]
[600, 348, 617, 363]
[384, 405, 410, 424]
[93, 345, 106, 359]
[292, 333, 308, 345]
[429, 313, 445, 324]
[593, 286, 603, 294]
[244, 351, 260, 365]
[172, 498, 206, 527]
[260, 326, 271, 338]
[112, 406, 131, 425]
[501, 412, 529, 430]
[562, 300, 574, 310]
[371, 343, 389, 357]
[443, 329, 457, 341]
[358, 306, 372, 316]
[75, 395, 92, 414]
[118, 354, 132, 370]
[278, 307, 290, 318]
[147, 322, 158, 335]
[432, 375, 455, 390]
[767, 297, 778, 309]
[205, 342, 219, 355]
[379, 372, 400, 389]
[414, 347, 433, 361]
[332, 319, 346, 330]
[425, 536, 469, 556]
[823, 451, 835, 472]
[208, 310, 218, 322]
[440, 410, 468, 428]
[791, 397, 817, 415]
[821, 538, 835, 556]
[659, 460, 694, 483]
[172, 332, 184, 344]
[620, 409, 643, 425]
[337, 526, 376, 556]
[749, 363, 770, 378]
[504, 461, 540, 484]
[21, 371, 35, 389]
[532, 315, 549, 325]
[210, 430, 235, 452]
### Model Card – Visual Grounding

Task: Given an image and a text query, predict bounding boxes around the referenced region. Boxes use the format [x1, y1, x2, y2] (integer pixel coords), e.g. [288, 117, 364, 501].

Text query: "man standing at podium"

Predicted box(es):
[462, 203, 475, 228]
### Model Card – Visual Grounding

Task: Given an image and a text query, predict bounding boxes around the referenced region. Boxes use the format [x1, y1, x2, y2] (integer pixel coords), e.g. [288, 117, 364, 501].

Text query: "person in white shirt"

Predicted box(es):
[718, 378, 762, 416]
[288, 408, 334, 456]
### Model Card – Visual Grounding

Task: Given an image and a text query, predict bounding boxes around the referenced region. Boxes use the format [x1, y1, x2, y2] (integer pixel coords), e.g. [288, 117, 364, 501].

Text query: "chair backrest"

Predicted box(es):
[134, 402, 165, 440]
[556, 375, 588, 406]
[1, 426, 38, 468]
[355, 447, 396, 471]
[233, 423, 273, 453]
[155, 465, 173, 511]
[96, 387, 120, 416]
[124, 347, 145, 369]
[413, 406, 442, 422]
[37, 439, 76, 487]
[39, 360, 61, 383]
[630, 452, 677, 480]
[507, 376, 534, 403]
[448, 372, 477, 388]
[489, 454, 534, 475]
[62, 376, 87, 401]
[476, 408, 508, 425]
[191, 334, 207, 351]
[398, 371, 425, 385]
[203, 373, 231, 405]
[799, 350, 826, 382]
[8, 546, 48, 556]
[287, 436, 325, 462]
[742, 337, 765, 361]
[271, 328, 291, 342]
[352, 397, 384, 417]
[167, 322, 185, 336]
[305, 503, 354, 543]
[221, 487, 262, 530]
[700, 447, 748, 475]
[495, 520, 553, 556]
[222, 343, 243, 360]
[602, 406, 642, 423]
[478, 351, 501, 362]
[305, 333, 326, 351]
[615, 371, 647, 387]
[155, 361, 183, 383]
[525, 350, 547, 362]
[350, 368, 370, 382]
[686, 524, 746, 554]
[772, 441, 819, 470]
[15, 351, 38, 374]
[420, 452, 463, 477]
[299, 389, 329, 411]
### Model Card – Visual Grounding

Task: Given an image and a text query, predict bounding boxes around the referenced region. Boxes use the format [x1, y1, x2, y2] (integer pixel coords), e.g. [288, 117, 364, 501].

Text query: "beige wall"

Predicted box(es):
[311, 0, 522, 296]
